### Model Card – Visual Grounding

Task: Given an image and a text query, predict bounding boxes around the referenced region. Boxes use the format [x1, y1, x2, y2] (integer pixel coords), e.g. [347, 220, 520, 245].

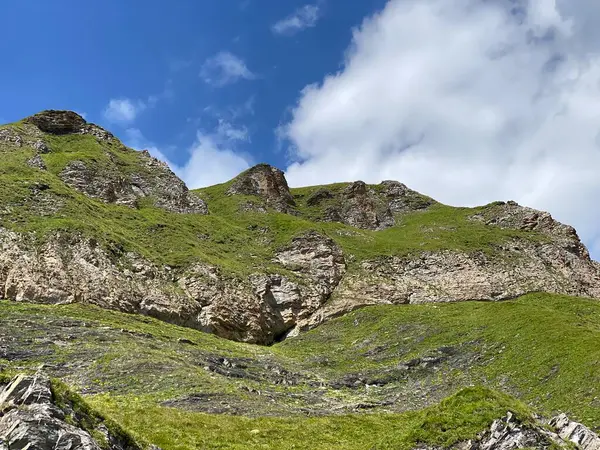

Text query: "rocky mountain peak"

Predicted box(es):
[22, 110, 115, 141]
[227, 163, 296, 213]
[24, 110, 87, 134]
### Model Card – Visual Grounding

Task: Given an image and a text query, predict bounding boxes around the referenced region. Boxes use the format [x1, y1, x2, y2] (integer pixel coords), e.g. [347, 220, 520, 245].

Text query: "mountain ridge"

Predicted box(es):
[1, 110, 600, 344]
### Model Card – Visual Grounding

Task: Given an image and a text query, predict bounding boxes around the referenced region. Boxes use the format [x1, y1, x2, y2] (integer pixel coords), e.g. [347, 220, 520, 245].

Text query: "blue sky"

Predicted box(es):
[2, 0, 600, 256]
[0, 0, 386, 176]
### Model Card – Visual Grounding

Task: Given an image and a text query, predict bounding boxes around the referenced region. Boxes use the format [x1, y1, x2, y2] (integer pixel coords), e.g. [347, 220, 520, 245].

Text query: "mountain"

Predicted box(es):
[2, 110, 600, 345]
[2, 110, 600, 449]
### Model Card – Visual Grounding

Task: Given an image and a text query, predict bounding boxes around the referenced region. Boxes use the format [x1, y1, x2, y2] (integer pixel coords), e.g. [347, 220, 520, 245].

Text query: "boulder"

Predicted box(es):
[27, 154, 46, 170]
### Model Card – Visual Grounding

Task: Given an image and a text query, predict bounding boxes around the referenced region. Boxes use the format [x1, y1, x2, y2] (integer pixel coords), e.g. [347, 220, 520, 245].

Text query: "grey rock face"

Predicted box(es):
[274, 231, 346, 294]
[329, 181, 395, 230]
[2, 196, 600, 344]
[33, 140, 51, 153]
[271, 231, 346, 335]
[0, 374, 140, 450]
[136, 150, 208, 214]
[0, 228, 345, 344]
[309, 236, 600, 328]
[472, 201, 589, 258]
[23, 110, 114, 143]
[227, 164, 296, 213]
[59, 152, 208, 214]
[551, 414, 600, 450]
[0, 128, 24, 147]
[470, 412, 558, 449]
[416, 411, 590, 449]
[380, 180, 435, 214]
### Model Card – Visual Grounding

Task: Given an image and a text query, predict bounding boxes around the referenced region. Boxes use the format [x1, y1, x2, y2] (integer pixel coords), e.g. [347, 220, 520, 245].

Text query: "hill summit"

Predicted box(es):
[0, 110, 599, 344]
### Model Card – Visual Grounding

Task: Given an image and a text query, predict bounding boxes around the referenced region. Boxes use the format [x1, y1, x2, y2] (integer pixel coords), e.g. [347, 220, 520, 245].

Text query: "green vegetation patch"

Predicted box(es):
[1, 294, 598, 448]
[276, 293, 600, 427]
[89, 386, 530, 450]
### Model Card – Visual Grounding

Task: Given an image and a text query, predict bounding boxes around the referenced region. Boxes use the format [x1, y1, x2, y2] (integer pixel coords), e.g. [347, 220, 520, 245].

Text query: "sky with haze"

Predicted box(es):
[2, 0, 600, 256]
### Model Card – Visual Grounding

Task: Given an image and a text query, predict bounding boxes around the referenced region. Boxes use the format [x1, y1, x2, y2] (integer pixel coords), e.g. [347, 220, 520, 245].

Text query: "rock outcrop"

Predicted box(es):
[308, 237, 600, 328]
[227, 164, 296, 213]
[0, 374, 140, 450]
[464, 412, 560, 449]
[306, 180, 435, 230]
[418, 411, 600, 449]
[304, 200, 600, 329]
[551, 414, 600, 450]
[472, 201, 589, 258]
[24, 110, 114, 141]
[3, 111, 600, 344]
[325, 181, 395, 230]
[25, 110, 88, 135]
[59, 151, 207, 214]
[0, 111, 207, 214]
[0, 228, 345, 344]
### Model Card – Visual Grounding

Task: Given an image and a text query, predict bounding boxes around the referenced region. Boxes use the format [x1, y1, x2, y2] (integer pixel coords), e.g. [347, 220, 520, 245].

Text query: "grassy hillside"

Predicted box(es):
[1, 292, 599, 447]
[0, 120, 542, 277]
[1, 113, 597, 448]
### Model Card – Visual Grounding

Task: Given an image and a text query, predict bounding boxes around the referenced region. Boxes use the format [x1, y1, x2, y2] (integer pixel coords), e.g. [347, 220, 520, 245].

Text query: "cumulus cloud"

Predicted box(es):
[104, 98, 145, 123]
[201, 52, 255, 87]
[281, 0, 600, 256]
[125, 125, 251, 190]
[178, 132, 252, 188]
[272, 4, 321, 36]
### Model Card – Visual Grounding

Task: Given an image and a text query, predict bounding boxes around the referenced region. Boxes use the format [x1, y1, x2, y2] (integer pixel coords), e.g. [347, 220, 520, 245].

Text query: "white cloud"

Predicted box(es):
[179, 132, 252, 189]
[281, 0, 600, 256]
[201, 52, 255, 87]
[216, 120, 250, 143]
[104, 98, 145, 123]
[272, 4, 321, 36]
[124, 125, 251, 190]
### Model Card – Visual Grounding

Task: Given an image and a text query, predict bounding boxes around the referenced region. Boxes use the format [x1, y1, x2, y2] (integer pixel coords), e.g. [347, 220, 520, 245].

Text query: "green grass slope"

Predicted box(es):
[0, 120, 542, 277]
[1, 293, 599, 448]
[277, 293, 600, 427]
[91, 387, 532, 450]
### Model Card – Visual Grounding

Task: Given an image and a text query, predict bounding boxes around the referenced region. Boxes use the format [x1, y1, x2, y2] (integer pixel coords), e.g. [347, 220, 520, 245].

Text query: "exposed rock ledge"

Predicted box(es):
[0, 374, 142, 450]
[0, 229, 344, 345]
[418, 411, 600, 449]
[4, 110, 208, 215]
[59, 153, 208, 214]
[303, 202, 600, 331]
